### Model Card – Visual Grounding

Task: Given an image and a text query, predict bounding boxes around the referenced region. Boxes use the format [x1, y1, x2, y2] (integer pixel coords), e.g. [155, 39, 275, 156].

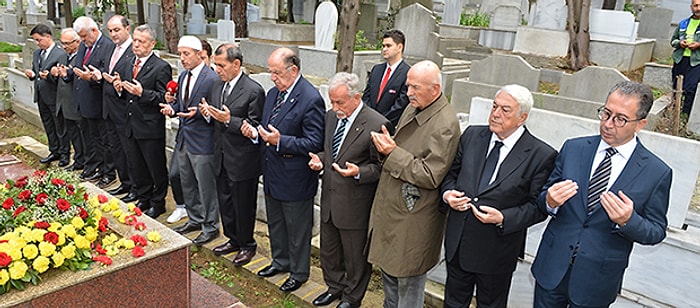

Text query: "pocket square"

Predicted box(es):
[401, 183, 420, 212]
[389, 89, 397, 94]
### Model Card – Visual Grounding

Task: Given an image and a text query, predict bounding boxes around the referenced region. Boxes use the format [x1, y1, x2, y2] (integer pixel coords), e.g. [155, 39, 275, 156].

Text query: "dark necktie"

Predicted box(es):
[221, 82, 231, 106]
[478, 141, 504, 192]
[83, 46, 92, 66]
[586, 147, 618, 213]
[269, 90, 287, 125]
[183, 72, 192, 102]
[332, 118, 348, 160]
[39, 49, 46, 66]
[377, 66, 391, 104]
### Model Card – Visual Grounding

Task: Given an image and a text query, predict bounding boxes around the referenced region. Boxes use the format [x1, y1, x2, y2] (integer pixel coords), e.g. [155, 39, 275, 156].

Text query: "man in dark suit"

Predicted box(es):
[361, 29, 410, 128]
[241, 47, 324, 293]
[308, 72, 390, 308]
[89, 15, 138, 196]
[440, 84, 557, 307]
[199, 43, 265, 266]
[52, 28, 85, 172]
[161, 36, 220, 242]
[118, 24, 171, 218]
[531, 81, 672, 307]
[25, 23, 68, 166]
[70, 16, 116, 183]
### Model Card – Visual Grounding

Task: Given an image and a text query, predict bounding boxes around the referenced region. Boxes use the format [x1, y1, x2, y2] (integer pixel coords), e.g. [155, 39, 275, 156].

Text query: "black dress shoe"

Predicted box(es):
[336, 301, 359, 308]
[121, 193, 138, 203]
[64, 164, 84, 172]
[82, 171, 102, 182]
[97, 176, 116, 188]
[192, 231, 219, 245]
[279, 277, 304, 292]
[39, 153, 59, 164]
[58, 156, 70, 167]
[136, 200, 151, 211]
[257, 265, 285, 277]
[108, 186, 130, 196]
[313, 291, 341, 306]
[173, 223, 201, 234]
[213, 242, 240, 256]
[233, 249, 256, 266]
[145, 206, 166, 218]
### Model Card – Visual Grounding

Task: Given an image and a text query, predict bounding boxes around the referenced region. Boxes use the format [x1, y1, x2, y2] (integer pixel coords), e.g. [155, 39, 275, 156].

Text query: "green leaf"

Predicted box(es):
[21, 272, 31, 282]
[11, 279, 25, 290]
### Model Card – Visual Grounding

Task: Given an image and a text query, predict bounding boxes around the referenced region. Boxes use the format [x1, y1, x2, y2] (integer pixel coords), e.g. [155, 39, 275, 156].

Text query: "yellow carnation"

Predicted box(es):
[61, 245, 76, 259]
[100, 202, 111, 212]
[9, 261, 28, 280]
[147, 231, 162, 243]
[89, 196, 100, 208]
[112, 209, 123, 218]
[48, 222, 62, 232]
[0, 269, 9, 285]
[32, 256, 50, 273]
[127, 203, 136, 211]
[51, 252, 65, 268]
[105, 245, 119, 256]
[123, 239, 135, 249]
[118, 213, 128, 224]
[38, 242, 56, 257]
[61, 225, 77, 238]
[8, 246, 22, 261]
[93, 209, 102, 221]
[84, 226, 98, 242]
[30, 229, 46, 242]
[71, 216, 85, 230]
[74, 235, 90, 250]
[55, 231, 66, 246]
[22, 244, 39, 260]
[102, 234, 118, 246]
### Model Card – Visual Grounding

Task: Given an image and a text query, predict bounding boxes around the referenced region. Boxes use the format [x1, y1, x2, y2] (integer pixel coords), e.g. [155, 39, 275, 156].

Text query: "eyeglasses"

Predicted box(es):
[596, 107, 643, 127]
[60, 39, 77, 45]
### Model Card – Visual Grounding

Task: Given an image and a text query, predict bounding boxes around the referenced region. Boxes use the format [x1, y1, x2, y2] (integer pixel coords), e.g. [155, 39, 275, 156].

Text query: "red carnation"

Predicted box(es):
[35, 193, 49, 205]
[34, 221, 51, 229]
[134, 222, 147, 231]
[124, 215, 137, 225]
[2, 198, 13, 209]
[97, 194, 108, 204]
[33, 170, 46, 177]
[133, 207, 143, 216]
[93, 255, 113, 265]
[83, 193, 88, 200]
[0, 252, 12, 267]
[44, 232, 59, 245]
[130, 234, 148, 247]
[98, 217, 109, 232]
[132, 246, 145, 258]
[13, 206, 26, 218]
[4, 183, 10, 189]
[78, 207, 88, 219]
[56, 198, 71, 212]
[51, 178, 66, 186]
[14, 179, 27, 188]
[95, 243, 107, 255]
[18, 189, 31, 201]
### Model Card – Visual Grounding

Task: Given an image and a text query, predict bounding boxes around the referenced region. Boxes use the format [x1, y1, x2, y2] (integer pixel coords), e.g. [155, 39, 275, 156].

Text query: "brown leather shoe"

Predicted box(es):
[233, 249, 256, 266]
[213, 242, 240, 256]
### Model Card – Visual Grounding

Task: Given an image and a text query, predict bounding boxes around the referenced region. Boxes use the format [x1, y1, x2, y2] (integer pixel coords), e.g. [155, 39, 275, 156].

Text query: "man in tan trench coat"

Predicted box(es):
[368, 60, 461, 307]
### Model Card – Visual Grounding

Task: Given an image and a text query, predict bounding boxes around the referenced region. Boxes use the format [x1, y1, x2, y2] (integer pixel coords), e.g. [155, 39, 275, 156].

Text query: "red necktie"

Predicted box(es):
[132, 59, 141, 78]
[82, 46, 92, 66]
[377, 66, 391, 104]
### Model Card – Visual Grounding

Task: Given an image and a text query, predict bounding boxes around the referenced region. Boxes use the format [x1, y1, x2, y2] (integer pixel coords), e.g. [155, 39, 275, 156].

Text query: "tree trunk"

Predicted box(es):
[567, 0, 591, 70]
[287, 0, 295, 23]
[162, 0, 179, 53]
[232, 0, 248, 37]
[64, 0, 74, 27]
[336, 0, 360, 73]
[47, 0, 56, 23]
[114, 0, 127, 15]
[136, 0, 146, 25]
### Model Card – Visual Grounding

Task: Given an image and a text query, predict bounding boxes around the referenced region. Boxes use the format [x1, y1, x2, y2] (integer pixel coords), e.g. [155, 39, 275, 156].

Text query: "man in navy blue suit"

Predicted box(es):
[531, 81, 672, 307]
[241, 47, 324, 293]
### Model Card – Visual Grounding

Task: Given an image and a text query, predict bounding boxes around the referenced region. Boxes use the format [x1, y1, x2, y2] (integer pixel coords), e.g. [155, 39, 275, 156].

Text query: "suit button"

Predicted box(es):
[128, 112, 132, 116]
[472, 197, 479, 202]
[583, 223, 589, 228]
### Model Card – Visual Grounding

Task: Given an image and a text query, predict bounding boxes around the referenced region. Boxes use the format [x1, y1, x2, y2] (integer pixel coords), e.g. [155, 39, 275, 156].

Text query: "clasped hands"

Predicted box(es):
[679, 40, 700, 50]
[240, 120, 281, 146]
[307, 153, 359, 177]
[444, 190, 503, 224]
[198, 98, 231, 124]
[546, 179, 633, 226]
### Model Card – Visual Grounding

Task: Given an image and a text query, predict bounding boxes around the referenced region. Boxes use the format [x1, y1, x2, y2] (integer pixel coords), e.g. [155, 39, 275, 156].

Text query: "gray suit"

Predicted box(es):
[30, 44, 67, 156]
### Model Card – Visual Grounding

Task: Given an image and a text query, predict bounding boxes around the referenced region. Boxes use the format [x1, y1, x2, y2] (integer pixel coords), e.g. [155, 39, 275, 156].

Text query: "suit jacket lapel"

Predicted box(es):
[470, 129, 491, 194]
[610, 143, 647, 193]
[481, 130, 534, 194]
[274, 84, 300, 123]
[576, 137, 599, 221]
[337, 110, 366, 160]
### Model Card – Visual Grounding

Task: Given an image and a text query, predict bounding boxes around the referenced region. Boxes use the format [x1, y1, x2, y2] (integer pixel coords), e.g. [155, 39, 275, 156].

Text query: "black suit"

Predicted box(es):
[440, 126, 557, 307]
[210, 74, 265, 250]
[124, 53, 172, 208]
[30, 44, 66, 156]
[56, 52, 85, 166]
[70, 35, 115, 175]
[317, 105, 390, 305]
[103, 42, 136, 190]
[361, 60, 410, 128]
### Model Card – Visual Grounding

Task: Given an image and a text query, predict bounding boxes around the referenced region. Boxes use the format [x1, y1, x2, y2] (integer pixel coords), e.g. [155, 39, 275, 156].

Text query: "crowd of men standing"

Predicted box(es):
[28, 19, 673, 308]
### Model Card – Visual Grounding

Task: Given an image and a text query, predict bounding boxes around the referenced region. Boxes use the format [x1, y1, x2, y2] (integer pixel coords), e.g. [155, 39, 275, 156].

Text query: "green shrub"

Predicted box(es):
[460, 11, 490, 27]
[0, 42, 21, 53]
[72, 6, 85, 18]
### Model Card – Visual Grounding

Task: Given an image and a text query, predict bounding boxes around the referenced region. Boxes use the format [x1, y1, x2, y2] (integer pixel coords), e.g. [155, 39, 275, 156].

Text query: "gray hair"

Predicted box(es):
[134, 24, 156, 42]
[606, 81, 653, 119]
[214, 43, 243, 64]
[61, 28, 79, 40]
[496, 84, 533, 116]
[328, 72, 361, 97]
[73, 16, 98, 33]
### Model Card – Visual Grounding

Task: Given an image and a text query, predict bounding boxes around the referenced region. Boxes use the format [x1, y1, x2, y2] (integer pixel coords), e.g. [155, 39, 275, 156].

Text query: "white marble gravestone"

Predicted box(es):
[314, 1, 338, 50]
[186, 4, 206, 35]
[589, 9, 638, 42]
[217, 20, 235, 42]
[529, 0, 567, 31]
[443, 0, 464, 25]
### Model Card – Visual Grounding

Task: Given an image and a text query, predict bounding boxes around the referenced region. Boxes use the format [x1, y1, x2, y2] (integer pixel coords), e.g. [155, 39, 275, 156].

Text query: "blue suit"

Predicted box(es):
[260, 75, 324, 282]
[531, 135, 671, 307]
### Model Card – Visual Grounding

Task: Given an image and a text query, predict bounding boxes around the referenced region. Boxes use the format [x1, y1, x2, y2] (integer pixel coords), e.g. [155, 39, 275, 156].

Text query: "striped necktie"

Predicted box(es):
[586, 147, 618, 213]
[270, 90, 287, 125]
[332, 118, 348, 160]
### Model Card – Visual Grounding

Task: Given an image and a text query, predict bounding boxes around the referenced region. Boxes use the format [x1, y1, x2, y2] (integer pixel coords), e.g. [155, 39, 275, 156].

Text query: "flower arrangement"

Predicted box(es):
[0, 169, 162, 295]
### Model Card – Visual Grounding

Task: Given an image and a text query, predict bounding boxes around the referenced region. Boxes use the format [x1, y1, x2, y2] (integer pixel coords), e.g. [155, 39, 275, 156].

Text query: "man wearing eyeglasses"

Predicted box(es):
[531, 81, 672, 307]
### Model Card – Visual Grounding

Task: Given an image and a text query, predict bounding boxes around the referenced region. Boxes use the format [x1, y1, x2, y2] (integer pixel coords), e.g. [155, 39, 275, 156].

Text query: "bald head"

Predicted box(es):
[406, 60, 442, 110]
[268, 47, 301, 92]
